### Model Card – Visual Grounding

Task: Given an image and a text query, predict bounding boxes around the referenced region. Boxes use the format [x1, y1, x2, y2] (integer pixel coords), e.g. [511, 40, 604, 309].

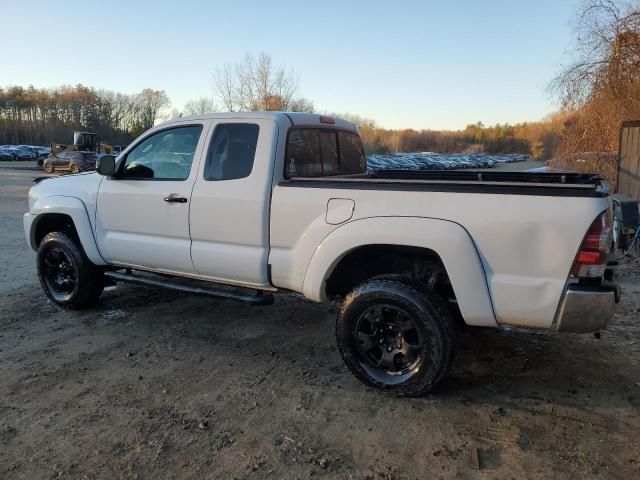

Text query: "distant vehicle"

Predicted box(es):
[1, 145, 35, 160]
[57, 132, 113, 155]
[0, 145, 50, 162]
[42, 132, 109, 173]
[0, 147, 14, 161]
[33, 146, 51, 159]
[21, 145, 44, 157]
[39, 144, 64, 167]
[42, 150, 98, 174]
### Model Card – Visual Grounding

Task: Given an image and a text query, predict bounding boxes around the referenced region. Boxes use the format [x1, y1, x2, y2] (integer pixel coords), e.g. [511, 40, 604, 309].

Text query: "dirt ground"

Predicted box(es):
[1, 161, 639, 479]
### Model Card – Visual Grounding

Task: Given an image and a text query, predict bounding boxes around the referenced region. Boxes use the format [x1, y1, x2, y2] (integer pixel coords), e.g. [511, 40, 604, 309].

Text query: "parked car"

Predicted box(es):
[41, 151, 97, 174]
[0, 144, 50, 162]
[0, 147, 14, 161]
[23, 112, 619, 396]
[39, 145, 63, 167]
[6, 146, 35, 160]
[18, 145, 39, 157]
[34, 146, 51, 161]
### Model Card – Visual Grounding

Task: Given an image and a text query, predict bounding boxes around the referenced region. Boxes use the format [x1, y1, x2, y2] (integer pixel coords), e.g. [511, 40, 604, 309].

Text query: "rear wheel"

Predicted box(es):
[336, 276, 454, 396]
[43, 161, 54, 173]
[69, 163, 80, 174]
[37, 232, 104, 309]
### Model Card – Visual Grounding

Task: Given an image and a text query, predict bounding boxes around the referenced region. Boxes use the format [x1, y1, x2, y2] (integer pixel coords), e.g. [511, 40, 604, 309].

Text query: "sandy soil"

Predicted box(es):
[1, 161, 639, 479]
[467, 157, 548, 172]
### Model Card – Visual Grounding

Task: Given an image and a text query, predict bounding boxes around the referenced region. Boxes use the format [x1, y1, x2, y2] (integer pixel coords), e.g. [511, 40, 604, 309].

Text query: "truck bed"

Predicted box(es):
[284, 170, 606, 197]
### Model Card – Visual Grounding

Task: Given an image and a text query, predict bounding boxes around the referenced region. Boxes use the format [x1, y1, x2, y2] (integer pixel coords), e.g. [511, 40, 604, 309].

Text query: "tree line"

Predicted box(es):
[0, 80, 562, 160]
[0, 85, 169, 146]
[547, 0, 640, 183]
[339, 114, 565, 158]
[0, 53, 314, 146]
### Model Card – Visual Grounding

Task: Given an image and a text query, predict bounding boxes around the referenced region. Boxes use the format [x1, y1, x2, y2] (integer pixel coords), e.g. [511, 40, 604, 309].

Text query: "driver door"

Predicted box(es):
[95, 122, 209, 274]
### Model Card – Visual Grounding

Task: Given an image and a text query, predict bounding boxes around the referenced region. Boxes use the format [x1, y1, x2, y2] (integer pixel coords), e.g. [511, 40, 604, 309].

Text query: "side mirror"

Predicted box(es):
[96, 155, 116, 176]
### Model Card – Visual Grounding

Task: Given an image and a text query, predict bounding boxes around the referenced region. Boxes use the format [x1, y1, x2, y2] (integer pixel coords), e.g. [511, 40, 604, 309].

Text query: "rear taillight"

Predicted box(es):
[570, 210, 612, 278]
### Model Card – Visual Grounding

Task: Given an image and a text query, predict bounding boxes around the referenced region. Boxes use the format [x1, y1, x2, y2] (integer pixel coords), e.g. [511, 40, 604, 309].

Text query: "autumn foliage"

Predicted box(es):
[549, 0, 640, 183]
[0, 85, 169, 145]
[338, 114, 565, 158]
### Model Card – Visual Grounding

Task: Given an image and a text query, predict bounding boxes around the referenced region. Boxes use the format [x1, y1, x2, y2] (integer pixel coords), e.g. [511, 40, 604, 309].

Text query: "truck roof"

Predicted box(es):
[161, 112, 357, 131]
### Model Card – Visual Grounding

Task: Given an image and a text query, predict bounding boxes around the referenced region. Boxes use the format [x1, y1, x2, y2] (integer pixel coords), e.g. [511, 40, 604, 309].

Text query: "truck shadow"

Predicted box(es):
[93, 284, 637, 412]
[438, 325, 638, 411]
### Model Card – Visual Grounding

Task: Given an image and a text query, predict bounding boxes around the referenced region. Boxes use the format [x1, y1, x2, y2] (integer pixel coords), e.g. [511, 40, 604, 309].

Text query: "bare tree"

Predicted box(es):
[550, 0, 640, 109]
[213, 52, 311, 112]
[183, 97, 217, 116]
[0, 85, 173, 144]
[288, 97, 315, 112]
[215, 63, 237, 111]
[548, 1, 640, 182]
[133, 89, 170, 136]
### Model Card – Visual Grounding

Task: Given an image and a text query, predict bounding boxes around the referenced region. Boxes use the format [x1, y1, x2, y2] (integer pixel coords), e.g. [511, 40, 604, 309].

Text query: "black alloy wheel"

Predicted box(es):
[41, 247, 77, 302]
[354, 304, 423, 380]
[336, 276, 454, 396]
[37, 232, 104, 309]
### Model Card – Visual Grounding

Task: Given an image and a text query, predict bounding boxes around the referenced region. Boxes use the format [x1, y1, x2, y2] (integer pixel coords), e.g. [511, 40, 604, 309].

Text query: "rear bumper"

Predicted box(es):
[555, 283, 620, 333]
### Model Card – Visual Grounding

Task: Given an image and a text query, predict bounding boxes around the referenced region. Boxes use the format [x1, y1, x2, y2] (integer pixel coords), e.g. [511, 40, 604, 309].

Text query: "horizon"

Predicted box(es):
[1, 0, 578, 130]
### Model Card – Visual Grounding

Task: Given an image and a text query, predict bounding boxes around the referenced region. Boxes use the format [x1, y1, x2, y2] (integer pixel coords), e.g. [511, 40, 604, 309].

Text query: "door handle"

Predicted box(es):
[163, 194, 188, 203]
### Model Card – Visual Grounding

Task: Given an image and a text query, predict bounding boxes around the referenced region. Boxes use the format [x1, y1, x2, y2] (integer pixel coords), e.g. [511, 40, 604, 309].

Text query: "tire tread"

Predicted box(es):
[336, 276, 454, 396]
[37, 232, 104, 310]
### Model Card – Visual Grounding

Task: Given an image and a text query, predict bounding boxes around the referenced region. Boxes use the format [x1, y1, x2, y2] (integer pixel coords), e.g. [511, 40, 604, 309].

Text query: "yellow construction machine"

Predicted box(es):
[50, 131, 113, 156]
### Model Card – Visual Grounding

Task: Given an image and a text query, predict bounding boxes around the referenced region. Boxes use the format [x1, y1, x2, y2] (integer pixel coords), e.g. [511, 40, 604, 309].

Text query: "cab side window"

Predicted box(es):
[122, 125, 203, 180]
[204, 123, 259, 181]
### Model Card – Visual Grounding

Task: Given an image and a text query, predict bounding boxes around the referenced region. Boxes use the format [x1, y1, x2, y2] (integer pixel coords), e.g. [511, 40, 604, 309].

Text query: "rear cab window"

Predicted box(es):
[285, 128, 366, 178]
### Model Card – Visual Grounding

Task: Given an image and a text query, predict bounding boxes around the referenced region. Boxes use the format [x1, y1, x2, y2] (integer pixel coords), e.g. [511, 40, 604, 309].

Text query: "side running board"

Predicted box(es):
[104, 270, 275, 305]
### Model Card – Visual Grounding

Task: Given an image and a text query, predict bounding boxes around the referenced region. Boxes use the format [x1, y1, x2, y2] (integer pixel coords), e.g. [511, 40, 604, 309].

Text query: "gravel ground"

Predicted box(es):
[0, 161, 639, 479]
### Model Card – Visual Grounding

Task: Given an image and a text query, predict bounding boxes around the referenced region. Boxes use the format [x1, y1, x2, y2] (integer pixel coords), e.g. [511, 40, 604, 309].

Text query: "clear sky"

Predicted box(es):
[1, 0, 578, 130]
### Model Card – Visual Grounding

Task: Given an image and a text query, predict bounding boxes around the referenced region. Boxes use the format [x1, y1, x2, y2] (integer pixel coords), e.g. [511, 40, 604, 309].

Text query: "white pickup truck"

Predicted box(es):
[24, 112, 619, 395]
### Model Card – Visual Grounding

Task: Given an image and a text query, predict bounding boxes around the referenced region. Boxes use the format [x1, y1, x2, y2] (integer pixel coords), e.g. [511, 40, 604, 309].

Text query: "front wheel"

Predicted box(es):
[69, 163, 80, 174]
[37, 232, 104, 309]
[336, 277, 454, 396]
[43, 161, 54, 173]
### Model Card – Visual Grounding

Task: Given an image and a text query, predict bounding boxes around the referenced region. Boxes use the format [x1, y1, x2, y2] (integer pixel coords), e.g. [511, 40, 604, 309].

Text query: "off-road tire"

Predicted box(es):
[37, 232, 104, 309]
[43, 161, 54, 174]
[336, 276, 454, 396]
